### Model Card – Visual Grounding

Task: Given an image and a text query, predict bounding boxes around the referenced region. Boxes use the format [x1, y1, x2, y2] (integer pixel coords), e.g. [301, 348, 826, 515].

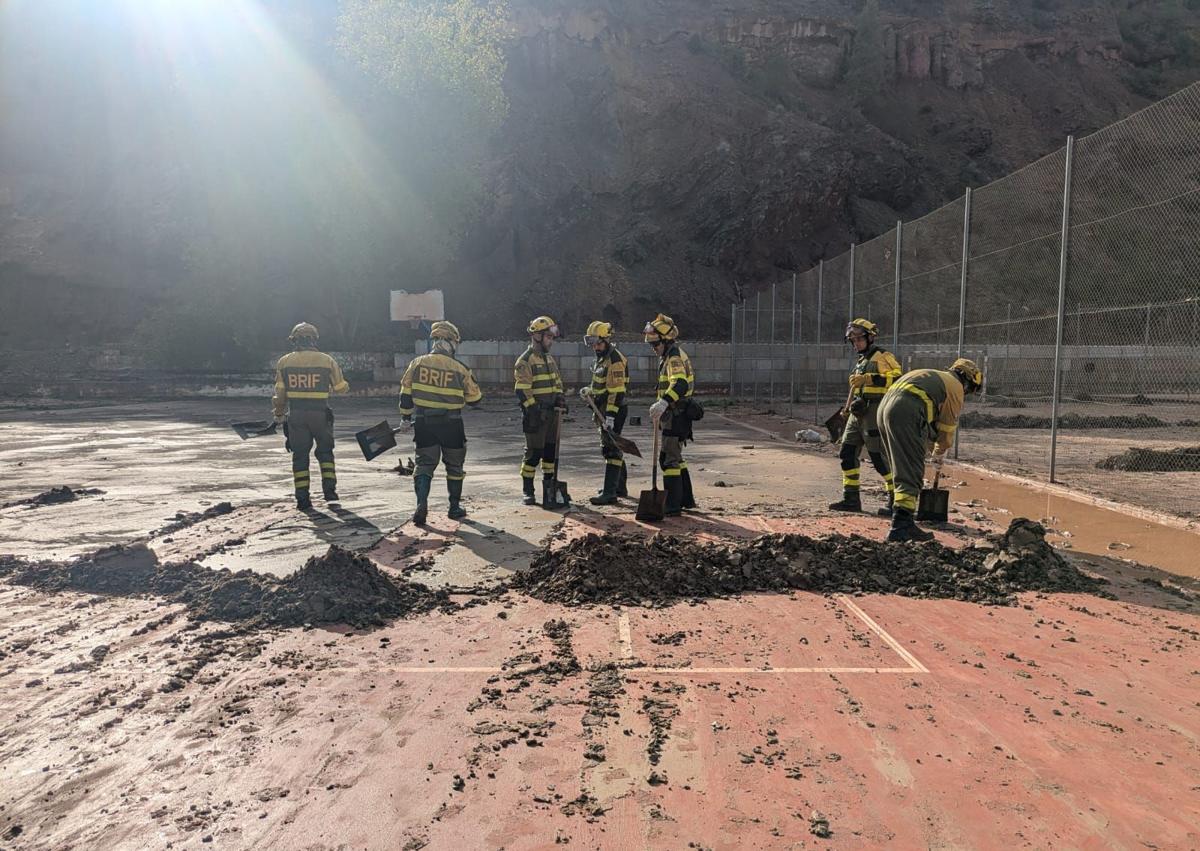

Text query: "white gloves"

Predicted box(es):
[273, 415, 285, 424]
[397, 417, 413, 432]
[930, 450, 946, 472]
[649, 399, 669, 420]
[603, 416, 615, 431]
[579, 386, 593, 399]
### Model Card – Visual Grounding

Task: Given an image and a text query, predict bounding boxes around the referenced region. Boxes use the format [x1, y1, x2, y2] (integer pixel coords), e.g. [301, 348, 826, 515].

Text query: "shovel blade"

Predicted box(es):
[356, 420, 398, 461]
[916, 487, 949, 522]
[823, 409, 847, 443]
[231, 421, 278, 440]
[556, 481, 571, 506]
[635, 488, 666, 522]
[603, 430, 642, 458]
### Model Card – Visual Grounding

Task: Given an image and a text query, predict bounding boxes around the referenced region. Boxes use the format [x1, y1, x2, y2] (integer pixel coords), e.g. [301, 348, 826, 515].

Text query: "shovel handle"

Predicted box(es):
[651, 423, 660, 492]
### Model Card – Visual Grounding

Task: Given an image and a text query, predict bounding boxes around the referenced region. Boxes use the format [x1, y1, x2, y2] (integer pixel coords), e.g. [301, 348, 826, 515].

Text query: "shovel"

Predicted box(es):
[546, 408, 571, 508]
[580, 393, 642, 458]
[231, 420, 278, 440]
[635, 425, 667, 522]
[916, 470, 949, 523]
[822, 409, 847, 443]
[355, 420, 403, 462]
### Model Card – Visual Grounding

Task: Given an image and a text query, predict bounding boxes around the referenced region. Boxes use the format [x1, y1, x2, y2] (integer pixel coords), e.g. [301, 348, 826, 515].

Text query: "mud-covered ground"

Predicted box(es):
[2, 398, 1199, 849]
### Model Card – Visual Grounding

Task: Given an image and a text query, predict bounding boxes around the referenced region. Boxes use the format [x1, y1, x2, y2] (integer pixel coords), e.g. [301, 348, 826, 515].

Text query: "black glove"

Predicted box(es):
[282, 422, 291, 452]
[554, 394, 568, 415]
[848, 396, 869, 416]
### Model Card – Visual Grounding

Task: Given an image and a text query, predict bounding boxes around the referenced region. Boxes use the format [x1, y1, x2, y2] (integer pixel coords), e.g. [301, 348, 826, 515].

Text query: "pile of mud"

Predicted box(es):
[1097, 446, 1200, 472]
[513, 519, 1104, 607]
[149, 502, 234, 537]
[0, 544, 450, 628]
[2, 486, 105, 509]
[960, 412, 1174, 430]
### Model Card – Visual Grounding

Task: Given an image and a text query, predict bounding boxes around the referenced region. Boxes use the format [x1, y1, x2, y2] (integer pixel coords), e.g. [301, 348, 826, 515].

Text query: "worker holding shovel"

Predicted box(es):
[877, 358, 982, 542]
[645, 314, 698, 517]
[396, 321, 482, 524]
[579, 321, 630, 505]
[271, 322, 349, 510]
[515, 316, 568, 508]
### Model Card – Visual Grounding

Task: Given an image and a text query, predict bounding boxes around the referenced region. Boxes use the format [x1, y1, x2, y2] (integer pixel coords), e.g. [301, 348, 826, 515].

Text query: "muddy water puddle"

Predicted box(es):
[949, 469, 1200, 578]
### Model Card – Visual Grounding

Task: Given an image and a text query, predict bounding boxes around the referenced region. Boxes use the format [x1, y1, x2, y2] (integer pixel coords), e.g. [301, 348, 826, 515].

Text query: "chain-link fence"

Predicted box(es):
[729, 82, 1200, 518]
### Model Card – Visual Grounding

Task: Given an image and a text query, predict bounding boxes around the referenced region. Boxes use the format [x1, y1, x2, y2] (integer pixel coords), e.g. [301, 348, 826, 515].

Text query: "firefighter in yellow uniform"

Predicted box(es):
[579, 321, 629, 505]
[878, 358, 983, 542]
[397, 321, 483, 524]
[645, 314, 697, 517]
[829, 319, 903, 515]
[515, 316, 567, 508]
[271, 322, 349, 510]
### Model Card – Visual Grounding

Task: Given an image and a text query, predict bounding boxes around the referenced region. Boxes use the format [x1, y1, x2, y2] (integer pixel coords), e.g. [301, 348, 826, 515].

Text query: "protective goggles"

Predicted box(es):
[536, 324, 560, 338]
[584, 335, 607, 345]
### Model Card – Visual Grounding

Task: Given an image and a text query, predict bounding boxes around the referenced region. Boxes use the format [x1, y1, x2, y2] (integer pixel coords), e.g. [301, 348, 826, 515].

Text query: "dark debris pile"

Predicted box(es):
[0, 544, 451, 629]
[1096, 445, 1200, 472]
[1, 486, 105, 509]
[513, 519, 1105, 607]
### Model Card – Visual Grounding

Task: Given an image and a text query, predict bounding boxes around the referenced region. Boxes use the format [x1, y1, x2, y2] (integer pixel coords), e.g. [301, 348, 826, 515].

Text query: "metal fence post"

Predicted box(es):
[769, 281, 776, 405]
[754, 291, 760, 403]
[729, 302, 737, 400]
[893, 221, 903, 354]
[740, 301, 748, 397]
[1049, 135, 1075, 484]
[789, 272, 797, 417]
[954, 186, 972, 459]
[848, 243, 856, 323]
[813, 260, 825, 424]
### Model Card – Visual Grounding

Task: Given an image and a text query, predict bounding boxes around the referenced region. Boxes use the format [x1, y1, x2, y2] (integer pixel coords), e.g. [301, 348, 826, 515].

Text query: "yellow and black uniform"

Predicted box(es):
[272, 348, 349, 505]
[655, 342, 696, 513]
[399, 351, 483, 516]
[588, 345, 629, 503]
[878, 368, 965, 536]
[834, 344, 903, 512]
[515, 346, 565, 503]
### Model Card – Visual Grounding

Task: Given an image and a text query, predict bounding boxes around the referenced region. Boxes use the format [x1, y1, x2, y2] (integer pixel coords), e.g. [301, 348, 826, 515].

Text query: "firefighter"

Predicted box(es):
[579, 321, 629, 505]
[829, 319, 903, 515]
[271, 322, 349, 510]
[645, 313, 697, 516]
[878, 358, 983, 542]
[515, 315, 567, 508]
[397, 321, 482, 524]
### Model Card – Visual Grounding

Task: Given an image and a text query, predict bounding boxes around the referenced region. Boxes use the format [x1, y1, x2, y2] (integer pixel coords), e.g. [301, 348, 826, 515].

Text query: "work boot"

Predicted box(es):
[616, 464, 629, 498]
[664, 475, 683, 517]
[322, 486, 340, 502]
[681, 468, 698, 510]
[886, 508, 934, 543]
[590, 465, 620, 506]
[828, 490, 862, 512]
[447, 479, 467, 520]
[412, 474, 432, 525]
[522, 476, 537, 506]
[876, 492, 894, 517]
[295, 491, 312, 511]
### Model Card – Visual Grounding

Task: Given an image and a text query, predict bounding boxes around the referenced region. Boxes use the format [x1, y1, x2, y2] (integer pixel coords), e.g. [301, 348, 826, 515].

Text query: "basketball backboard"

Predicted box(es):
[389, 290, 444, 324]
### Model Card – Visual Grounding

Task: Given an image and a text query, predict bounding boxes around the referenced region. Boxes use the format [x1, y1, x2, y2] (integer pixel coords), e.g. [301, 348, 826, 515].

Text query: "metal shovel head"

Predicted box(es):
[916, 484, 949, 523]
[231, 420, 278, 440]
[556, 480, 571, 506]
[823, 409, 847, 443]
[356, 420, 398, 461]
[602, 429, 642, 459]
[635, 487, 666, 522]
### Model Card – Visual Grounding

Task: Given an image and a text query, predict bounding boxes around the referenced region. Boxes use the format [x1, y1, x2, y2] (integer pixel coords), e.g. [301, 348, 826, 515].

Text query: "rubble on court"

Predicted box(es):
[512, 519, 1106, 607]
[0, 544, 450, 628]
[1096, 446, 1200, 472]
[960, 412, 1181, 430]
[149, 502, 234, 537]
[1, 485, 105, 509]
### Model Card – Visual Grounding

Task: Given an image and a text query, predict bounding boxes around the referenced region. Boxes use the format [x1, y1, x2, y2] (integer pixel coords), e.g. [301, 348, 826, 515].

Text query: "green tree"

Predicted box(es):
[845, 0, 889, 104]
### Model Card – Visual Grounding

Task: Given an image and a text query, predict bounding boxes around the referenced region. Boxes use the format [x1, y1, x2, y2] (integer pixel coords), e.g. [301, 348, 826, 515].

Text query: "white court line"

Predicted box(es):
[618, 612, 633, 659]
[836, 595, 930, 673]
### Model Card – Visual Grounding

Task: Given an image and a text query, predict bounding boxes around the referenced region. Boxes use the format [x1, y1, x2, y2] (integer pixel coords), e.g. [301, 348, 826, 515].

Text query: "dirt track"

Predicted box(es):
[1, 398, 1198, 849]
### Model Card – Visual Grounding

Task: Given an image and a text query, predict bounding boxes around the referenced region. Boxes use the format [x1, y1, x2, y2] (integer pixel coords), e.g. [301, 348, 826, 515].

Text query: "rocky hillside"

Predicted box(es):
[1, 0, 1196, 351]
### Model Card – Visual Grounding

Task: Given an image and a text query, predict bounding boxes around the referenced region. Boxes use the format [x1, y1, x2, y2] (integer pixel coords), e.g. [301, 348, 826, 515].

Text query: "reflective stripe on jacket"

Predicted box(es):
[888, 368, 964, 452]
[514, 347, 563, 408]
[853, 346, 903, 400]
[590, 347, 628, 414]
[656, 344, 694, 404]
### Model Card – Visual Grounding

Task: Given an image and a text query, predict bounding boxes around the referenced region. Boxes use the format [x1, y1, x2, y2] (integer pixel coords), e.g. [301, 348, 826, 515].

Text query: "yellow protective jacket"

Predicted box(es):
[272, 349, 349, 417]
[655, 344, 694, 406]
[514, 347, 563, 408]
[851, 345, 902, 404]
[888, 368, 965, 453]
[399, 353, 482, 417]
[589, 346, 628, 415]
